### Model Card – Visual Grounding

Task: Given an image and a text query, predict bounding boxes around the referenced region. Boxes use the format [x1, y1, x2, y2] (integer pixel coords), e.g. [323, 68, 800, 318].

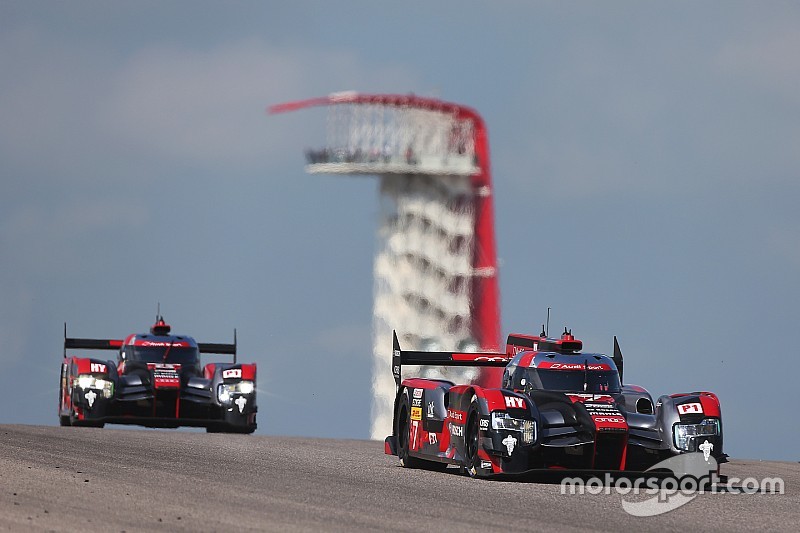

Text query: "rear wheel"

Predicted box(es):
[397, 399, 422, 468]
[397, 394, 450, 472]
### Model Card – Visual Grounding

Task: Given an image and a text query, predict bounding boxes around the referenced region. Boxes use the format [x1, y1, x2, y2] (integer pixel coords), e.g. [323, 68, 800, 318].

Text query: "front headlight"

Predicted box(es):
[491, 412, 536, 444]
[75, 375, 114, 398]
[674, 418, 719, 451]
[217, 381, 255, 403]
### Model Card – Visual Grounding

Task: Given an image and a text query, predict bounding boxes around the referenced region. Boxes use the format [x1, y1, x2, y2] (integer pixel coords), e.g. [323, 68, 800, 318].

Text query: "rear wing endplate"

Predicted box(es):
[63, 324, 122, 358]
[392, 330, 509, 388]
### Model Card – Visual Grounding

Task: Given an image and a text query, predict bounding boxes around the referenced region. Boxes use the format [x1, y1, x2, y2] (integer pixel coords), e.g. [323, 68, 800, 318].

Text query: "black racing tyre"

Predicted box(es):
[397, 394, 423, 469]
[68, 398, 78, 427]
[58, 380, 71, 426]
[226, 425, 256, 434]
[464, 396, 483, 478]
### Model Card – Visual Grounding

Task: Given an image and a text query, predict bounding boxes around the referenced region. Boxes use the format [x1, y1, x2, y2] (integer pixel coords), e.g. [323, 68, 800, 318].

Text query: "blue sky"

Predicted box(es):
[1, 1, 798, 461]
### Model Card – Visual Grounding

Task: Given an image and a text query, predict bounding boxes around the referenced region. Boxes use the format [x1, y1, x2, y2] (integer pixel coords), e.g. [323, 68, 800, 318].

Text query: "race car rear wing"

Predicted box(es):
[198, 330, 238, 364]
[392, 330, 509, 387]
[64, 324, 239, 363]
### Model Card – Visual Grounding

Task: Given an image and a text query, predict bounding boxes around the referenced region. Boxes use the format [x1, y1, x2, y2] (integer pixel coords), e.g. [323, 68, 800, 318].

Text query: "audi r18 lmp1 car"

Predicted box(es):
[385, 329, 725, 477]
[58, 316, 257, 433]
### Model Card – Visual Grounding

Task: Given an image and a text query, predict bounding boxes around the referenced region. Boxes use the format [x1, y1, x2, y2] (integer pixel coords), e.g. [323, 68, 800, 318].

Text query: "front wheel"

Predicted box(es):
[58, 370, 71, 426]
[207, 424, 255, 434]
[464, 397, 484, 478]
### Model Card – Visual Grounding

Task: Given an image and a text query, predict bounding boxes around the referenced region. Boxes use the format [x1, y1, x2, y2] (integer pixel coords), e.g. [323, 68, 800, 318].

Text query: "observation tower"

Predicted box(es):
[270, 92, 500, 439]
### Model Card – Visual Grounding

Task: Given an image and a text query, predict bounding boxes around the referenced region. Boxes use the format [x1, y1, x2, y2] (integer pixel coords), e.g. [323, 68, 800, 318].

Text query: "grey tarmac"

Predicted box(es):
[0, 425, 796, 532]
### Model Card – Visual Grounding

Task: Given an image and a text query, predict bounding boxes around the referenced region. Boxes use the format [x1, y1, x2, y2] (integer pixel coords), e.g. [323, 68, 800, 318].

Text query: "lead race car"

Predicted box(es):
[58, 316, 257, 433]
[385, 329, 725, 477]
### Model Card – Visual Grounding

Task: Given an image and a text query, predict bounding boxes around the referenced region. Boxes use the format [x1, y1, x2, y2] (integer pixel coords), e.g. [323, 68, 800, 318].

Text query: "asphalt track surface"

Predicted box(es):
[0, 425, 796, 532]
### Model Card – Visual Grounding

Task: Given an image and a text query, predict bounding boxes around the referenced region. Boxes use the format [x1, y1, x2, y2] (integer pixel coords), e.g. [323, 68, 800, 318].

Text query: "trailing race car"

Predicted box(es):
[58, 316, 257, 433]
[385, 329, 725, 477]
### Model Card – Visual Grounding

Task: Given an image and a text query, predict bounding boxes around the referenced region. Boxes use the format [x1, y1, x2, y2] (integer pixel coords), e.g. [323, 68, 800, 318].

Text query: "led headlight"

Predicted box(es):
[491, 412, 537, 444]
[217, 381, 255, 403]
[673, 418, 719, 451]
[75, 375, 114, 398]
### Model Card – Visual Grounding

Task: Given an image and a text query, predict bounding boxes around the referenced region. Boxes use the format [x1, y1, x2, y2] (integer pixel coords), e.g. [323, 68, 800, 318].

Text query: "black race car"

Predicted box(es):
[385, 329, 725, 477]
[58, 316, 257, 433]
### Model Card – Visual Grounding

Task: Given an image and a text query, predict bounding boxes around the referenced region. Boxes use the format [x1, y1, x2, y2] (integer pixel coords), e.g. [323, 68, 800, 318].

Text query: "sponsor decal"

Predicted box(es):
[427, 402, 435, 419]
[449, 423, 464, 437]
[699, 440, 713, 461]
[411, 398, 422, 407]
[567, 393, 615, 403]
[90, 363, 106, 373]
[234, 396, 247, 413]
[512, 343, 536, 355]
[678, 402, 703, 415]
[138, 341, 190, 347]
[222, 368, 242, 379]
[473, 356, 508, 362]
[393, 364, 400, 377]
[413, 388, 423, 399]
[411, 407, 422, 421]
[502, 435, 517, 455]
[410, 420, 419, 449]
[481, 460, 492, 469]
[447, 409, 465, 422]
[593, 416, 626, 424]
[149, 363, 181, 389]
[538, 362, 611, 371]
[479, 418, 489, 430]
[428, 433, 438, 445]
[85, 390, 97, 408]
[584, 402, 619, 412]
[504, 396, 525, 409]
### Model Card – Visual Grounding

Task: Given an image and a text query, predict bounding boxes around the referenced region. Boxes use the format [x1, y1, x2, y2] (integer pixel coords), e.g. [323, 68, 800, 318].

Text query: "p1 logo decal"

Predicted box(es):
[678, 402, 703, 415]
[222, 368, 242, 379]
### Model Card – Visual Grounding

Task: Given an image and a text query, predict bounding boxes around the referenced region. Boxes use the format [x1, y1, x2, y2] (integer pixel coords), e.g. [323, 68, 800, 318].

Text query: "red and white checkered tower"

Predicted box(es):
[270, 92, 500, 439]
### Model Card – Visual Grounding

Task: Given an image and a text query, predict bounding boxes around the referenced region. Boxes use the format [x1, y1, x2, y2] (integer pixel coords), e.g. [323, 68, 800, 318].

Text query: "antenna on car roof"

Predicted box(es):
[545, 307, 551, 337]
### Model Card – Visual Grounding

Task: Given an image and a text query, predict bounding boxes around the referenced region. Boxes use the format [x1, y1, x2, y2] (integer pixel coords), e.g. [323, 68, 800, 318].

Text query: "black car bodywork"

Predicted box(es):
[58, 317, 257, 433]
